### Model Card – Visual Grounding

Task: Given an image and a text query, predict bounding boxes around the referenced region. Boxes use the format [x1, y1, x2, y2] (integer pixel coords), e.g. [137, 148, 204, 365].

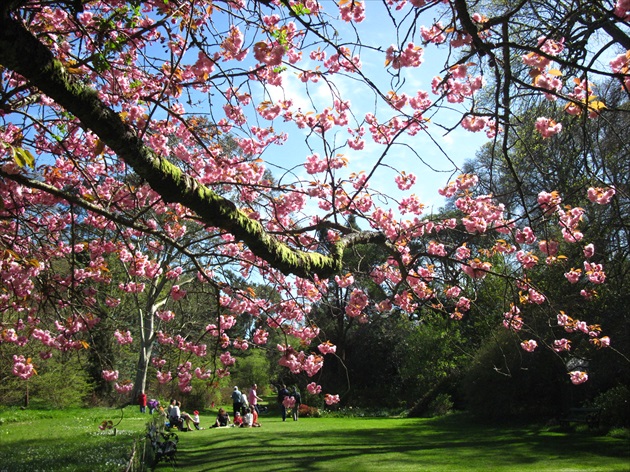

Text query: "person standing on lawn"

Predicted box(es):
[232, 386, 243, 418]
[138, 391, 147, 414]
[291, 387, 301, 421]
[277, 384, 289, 421]
[248, 383, 263, 413]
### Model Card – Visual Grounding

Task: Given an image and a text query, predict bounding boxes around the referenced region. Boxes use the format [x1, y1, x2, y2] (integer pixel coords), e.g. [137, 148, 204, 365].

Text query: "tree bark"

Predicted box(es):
[0, 13, 387, 279]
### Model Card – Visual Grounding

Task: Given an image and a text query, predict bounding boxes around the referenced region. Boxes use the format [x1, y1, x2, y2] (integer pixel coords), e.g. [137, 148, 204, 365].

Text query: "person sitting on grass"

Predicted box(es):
[251, 405, 261, 427]
[212, 408, 231, 428]
[233, 411, 243, 427]
[169, 401, 194, 431]
[192, 410, 203, 430]
[241, 408, 253, 427]
[178, 401, 196, 431]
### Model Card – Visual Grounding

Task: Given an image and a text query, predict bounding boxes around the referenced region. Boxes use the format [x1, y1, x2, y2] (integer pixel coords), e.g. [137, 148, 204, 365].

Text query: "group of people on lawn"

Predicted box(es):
[141, 382, 300, 430]
[223, 384, 262, 427]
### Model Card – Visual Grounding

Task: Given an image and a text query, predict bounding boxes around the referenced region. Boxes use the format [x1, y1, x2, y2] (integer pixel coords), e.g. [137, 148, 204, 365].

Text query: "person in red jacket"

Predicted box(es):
[138, 391, 147, 413]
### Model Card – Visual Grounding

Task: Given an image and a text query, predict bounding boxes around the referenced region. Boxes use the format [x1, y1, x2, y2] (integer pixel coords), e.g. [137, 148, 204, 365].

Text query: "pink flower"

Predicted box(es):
[114, 329, 133, 345]
[591, 336, 611, 349]
[553, 338, 571, 352]
[304, 153, 328, 174]
[156, 310, 175, 322]
[195, 367, 213, 380]
[445, 286, 461, 299]
[538, 190, 562, 214]
[334, 273, 355, 288]
[253, 329, 269, 345]
[461, 115, 488, 132]
[461, 259, 492, 279]
[455, 245, 471, 260]
[157, 371, 172, 384]
[102, 370, 119, 382]
[395, 172, 416, 191]
[220, 351, 236, 366]
[318, 341, 337, 355]
[345, 288, 369, 317]
[170, 285, 187, 301]
[307, 382, 322, 395]
[515, 227, 537, 244]
[564, 268, 582, 284]
[584, 261, 606, 284]
[427, 240, 447, 256]
[568, 371, 588, 385]
[114, 382, 134, 394]
[339, 0, 365, 23]
[283, 396, 296, 409]
[12, 355, 35, 380]
[583, 244, 595, 259]
[538, 240, 558, 256]
[535, 117, 562, 138]
[587, 187, 615, 205]
[520, 340, 538, 352]
[253, 41, 284, 66]
[516, 251, 539, 269]
[325, 393, 341, 405]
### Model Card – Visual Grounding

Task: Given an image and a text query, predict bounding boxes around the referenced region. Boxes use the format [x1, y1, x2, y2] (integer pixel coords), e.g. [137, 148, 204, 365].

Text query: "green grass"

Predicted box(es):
[155, 412, 630, 472]
[0, 407, 628, 472]
[0, 406, 148, 472]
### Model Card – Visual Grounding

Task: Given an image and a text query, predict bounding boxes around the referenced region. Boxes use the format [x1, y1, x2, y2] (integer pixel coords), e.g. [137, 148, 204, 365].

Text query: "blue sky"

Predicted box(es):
[241, 0, 492, 216]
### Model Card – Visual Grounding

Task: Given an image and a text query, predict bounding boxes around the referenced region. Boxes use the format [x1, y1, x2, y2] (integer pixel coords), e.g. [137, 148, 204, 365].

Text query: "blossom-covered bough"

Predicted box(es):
[0, 0, 627, 401]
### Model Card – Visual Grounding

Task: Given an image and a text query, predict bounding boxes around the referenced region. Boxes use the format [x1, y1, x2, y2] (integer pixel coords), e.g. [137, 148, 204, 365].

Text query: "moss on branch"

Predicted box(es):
[0, 13, 381, 279]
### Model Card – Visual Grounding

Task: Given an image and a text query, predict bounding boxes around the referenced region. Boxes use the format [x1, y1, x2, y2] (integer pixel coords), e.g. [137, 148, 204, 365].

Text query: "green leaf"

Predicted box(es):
[11, 145, 35, 169]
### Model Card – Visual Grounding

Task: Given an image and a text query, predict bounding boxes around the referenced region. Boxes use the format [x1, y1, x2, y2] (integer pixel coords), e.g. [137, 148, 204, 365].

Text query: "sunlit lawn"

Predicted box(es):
[0, 406, 147, 472]
[155, 412, 630, 472]
[0, 407, 628, 472]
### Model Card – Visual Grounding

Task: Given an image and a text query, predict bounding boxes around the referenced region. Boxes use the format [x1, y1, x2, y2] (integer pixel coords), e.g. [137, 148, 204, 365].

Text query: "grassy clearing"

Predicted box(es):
[0, 406, 147, 472]
[0, 407, 628, 471]
[155, 412, 630, 472]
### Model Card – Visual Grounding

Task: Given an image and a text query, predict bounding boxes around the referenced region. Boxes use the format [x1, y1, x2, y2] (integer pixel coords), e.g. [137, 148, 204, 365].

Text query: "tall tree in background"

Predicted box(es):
[0, 0, 628, 402]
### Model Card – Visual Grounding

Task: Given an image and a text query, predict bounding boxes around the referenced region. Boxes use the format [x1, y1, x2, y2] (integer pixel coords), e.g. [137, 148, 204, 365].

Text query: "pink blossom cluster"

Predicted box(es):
[431, 73, 484, 104]
[114, 329, 133, 345]
[277, 344, 324, 376]
[535, 117, 562, 138]
[324, 393, 340, 405]
[307, 382, 322, 395]
[283, 396, 296, 409]
[102, 370, 119, 381]
[339, 0, 366, 23]
[114, 382, 134, 394]
[520, 340, 537, 352]
[12, 355, 35, 380]
[569, 371, 588, 385]
[385, 42, 424, 69]
[503, 305, 523, 331]
[2, 0, 623, 398]
[318, 341, 337, 355]
[587, 187, 616, 205]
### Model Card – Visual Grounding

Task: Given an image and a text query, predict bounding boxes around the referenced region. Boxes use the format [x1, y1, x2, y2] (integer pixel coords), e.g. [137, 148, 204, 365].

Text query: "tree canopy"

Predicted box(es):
[0, 0, 628, 402]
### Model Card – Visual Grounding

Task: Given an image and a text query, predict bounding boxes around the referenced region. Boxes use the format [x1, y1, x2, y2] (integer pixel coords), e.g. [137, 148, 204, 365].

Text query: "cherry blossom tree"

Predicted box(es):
[0, 0, 628, 402]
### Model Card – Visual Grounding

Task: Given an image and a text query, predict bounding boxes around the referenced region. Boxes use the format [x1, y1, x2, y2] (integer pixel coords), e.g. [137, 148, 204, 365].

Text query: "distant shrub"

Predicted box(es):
[319, 406, 405, 418]
[0, 360, 93, 408]
[298, 404, 320, 417]
[428, 393, 453, 417]
[591, 385, 630, 428]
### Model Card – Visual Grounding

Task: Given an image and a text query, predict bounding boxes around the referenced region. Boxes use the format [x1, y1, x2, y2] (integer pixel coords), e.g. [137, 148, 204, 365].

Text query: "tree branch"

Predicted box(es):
[0, 13, 357, 279]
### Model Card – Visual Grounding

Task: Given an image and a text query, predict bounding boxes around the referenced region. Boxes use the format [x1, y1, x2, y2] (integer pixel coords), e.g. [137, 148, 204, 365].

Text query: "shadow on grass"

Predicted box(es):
[164, 414, 630, 472]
